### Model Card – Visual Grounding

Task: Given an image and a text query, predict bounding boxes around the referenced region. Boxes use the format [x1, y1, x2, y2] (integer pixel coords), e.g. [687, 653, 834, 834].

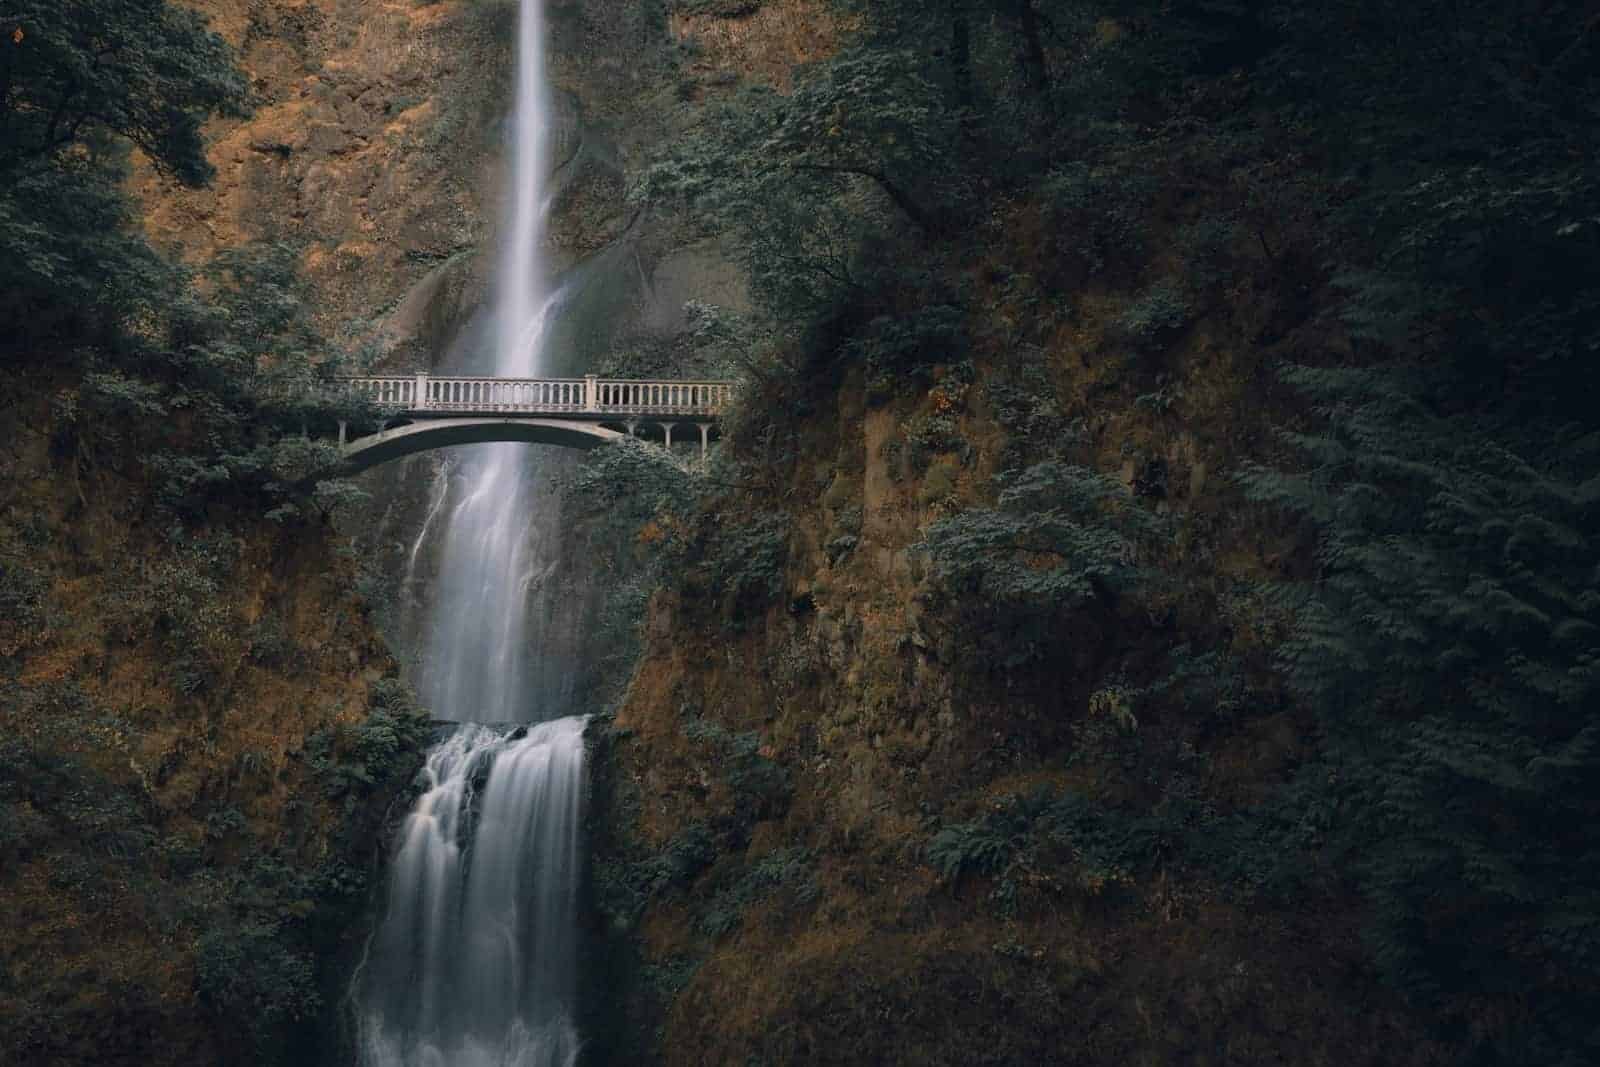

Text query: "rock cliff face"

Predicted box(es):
[0, 2, 472, 1061]
[585, 362, 1434, 1065]
[0, 372, 426, 1064]
[133, 0, 503, 345]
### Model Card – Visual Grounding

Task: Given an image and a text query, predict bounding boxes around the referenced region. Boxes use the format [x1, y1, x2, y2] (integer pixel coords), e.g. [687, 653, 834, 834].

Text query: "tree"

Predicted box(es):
[0, 0, 248, 353]
[1, 0, 248, 184]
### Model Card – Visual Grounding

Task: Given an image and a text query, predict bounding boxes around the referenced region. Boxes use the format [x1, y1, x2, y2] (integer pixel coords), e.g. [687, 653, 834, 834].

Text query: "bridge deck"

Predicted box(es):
[335, 374, 733, 420]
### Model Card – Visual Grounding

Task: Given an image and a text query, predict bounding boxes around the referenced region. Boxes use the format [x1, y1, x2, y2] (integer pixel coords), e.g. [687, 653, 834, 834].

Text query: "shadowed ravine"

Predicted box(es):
[355, 0, 588, 1063]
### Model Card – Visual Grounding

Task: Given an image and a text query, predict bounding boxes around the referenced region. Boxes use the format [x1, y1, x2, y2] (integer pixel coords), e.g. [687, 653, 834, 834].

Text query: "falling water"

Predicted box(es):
[358, 0, 587, 1063]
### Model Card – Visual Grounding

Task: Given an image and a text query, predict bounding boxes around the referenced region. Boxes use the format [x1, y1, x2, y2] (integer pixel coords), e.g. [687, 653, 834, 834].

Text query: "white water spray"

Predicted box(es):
[359, 1, 588, 1062]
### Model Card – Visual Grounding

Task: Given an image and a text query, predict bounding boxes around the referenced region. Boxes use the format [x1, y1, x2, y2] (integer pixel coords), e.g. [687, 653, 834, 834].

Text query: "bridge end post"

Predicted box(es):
[415, 373, 430, 411]
[584, 374, 598, 412]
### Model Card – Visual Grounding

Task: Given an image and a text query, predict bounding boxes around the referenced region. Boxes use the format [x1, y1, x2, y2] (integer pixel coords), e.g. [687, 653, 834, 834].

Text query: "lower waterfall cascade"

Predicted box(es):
[356, 722, 586, 1067]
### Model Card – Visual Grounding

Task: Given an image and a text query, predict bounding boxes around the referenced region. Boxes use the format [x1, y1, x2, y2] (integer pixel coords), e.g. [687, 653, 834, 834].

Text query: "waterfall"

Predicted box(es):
[358, 1, 587, 1063]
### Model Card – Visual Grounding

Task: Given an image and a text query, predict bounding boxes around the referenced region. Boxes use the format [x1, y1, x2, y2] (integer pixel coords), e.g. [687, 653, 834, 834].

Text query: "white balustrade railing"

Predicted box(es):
[333, 375, 734, 417]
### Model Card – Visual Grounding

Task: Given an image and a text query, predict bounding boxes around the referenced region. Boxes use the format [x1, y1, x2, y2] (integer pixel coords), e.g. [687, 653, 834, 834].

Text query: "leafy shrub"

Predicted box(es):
[847, 303, 968, 403]
[920, 461, 1163, 609]
[927, 820, 1013, 880]
[0, 555, 51, 654]
[698, 847, 817, 937]
[1115, 279, 1191, 350]
[683, 719, 790, 824]
[691, 511, 790, 626]
[195, 923, 320, 1042]
[306, 678, 430, 799]
[929, 786, 1178, 907]
[1038, 163, 1154, 279]
[599, 823, 720, 930]
[903, 413, 964, 472]
[1240, 363, 1600, 1042]
[246, 614, 300, 668]
[918, 460, 960, 509]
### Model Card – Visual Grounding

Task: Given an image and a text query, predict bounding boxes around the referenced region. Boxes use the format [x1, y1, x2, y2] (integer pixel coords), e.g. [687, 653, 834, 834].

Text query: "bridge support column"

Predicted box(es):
[338, 420, 348, 447]
[696, 422, 711, 464]
[626, 420, 638, 438]
[661, 422, 677, 452]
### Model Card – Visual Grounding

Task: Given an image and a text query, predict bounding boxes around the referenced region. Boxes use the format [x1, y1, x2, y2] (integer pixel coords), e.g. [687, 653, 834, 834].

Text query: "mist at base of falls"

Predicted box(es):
[355, 0, 594, 1062]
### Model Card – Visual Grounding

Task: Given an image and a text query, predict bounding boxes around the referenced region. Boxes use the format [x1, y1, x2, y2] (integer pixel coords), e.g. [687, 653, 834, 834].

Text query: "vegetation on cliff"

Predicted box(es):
[1, 3, 428, 1063]
[586, 0, 1599, 1063]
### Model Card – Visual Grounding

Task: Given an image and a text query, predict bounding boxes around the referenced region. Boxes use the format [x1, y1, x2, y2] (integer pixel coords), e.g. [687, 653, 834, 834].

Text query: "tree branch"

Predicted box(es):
[790, 161, 935, 231]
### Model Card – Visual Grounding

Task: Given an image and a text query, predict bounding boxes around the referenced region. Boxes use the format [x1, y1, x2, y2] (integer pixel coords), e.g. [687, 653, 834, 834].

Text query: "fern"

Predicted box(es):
[1240, 363, 1600, 1047]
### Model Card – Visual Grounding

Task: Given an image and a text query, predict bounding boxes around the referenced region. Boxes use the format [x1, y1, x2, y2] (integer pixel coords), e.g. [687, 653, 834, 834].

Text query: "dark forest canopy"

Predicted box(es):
[643, 1, 1599, 1061]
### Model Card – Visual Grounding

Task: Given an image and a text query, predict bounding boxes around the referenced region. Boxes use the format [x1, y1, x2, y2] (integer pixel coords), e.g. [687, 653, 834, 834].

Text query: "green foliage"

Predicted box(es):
[698, 847, 817, 937]
[104, 533, 238, 689]
[847, 302, 969, 402]
[0, 678, 404, 1063]
[1, 0, 248, 185]
[1037, 163, 1153, 280]
[929, 786, 1179, 911]
[1240, 364, 1600, 1049]
[0, 0, 247, 348]
[921, 461, 1163, 609]
[1115, 279, 1191, 350]
[595, 822, 720, 932]
[683, 718, 791, 825]
[306, 679, 432, 801]
[638, 49, 959, 326]
[927, 819, 1013, 881]
[195, 923, 320, 1047]
[917, 459, 960, 509]
[0, 554, 51, 646]
[685, 511, 790, 627]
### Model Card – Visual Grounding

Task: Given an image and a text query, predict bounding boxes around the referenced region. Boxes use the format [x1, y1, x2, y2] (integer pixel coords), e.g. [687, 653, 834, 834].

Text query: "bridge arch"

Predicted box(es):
[339, 417, 627, 474]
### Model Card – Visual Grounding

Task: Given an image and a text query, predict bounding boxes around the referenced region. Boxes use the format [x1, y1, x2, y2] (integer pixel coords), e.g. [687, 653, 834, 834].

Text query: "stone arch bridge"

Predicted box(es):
[329, 374, 735, 473]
